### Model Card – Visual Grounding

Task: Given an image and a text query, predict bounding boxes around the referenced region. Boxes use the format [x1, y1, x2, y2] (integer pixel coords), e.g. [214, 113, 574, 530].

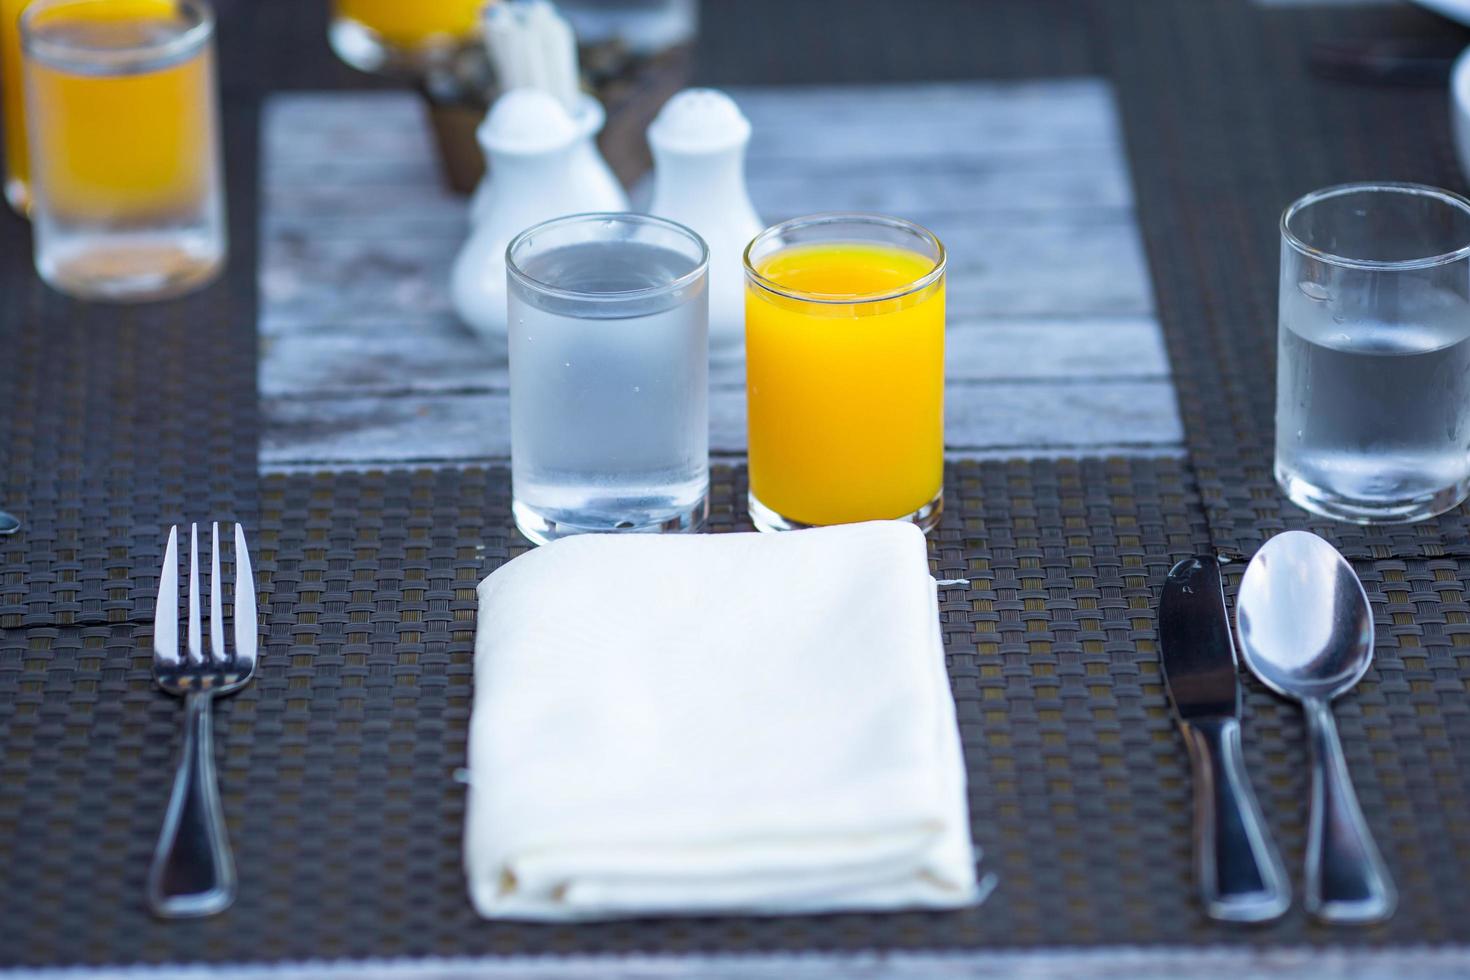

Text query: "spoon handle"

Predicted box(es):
[1303, 698, 1397, 924]
[1181, 717, 1291, 922]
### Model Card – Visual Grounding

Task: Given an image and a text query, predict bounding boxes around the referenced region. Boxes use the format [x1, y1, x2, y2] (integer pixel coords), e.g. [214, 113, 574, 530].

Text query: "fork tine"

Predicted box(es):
[210, 521, 225, 662]
[187, 522, 203, 665]
[233, 523, 257, 669]
[153, 526, 179, 666]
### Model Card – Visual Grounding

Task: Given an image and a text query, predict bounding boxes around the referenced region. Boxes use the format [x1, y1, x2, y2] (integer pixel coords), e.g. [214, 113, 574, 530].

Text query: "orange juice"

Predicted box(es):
[1, 0, 34, 212]
[24, 0, 224, 301]
[25, 0, 214, 220]
[333, 0, 483, 47]
[746, 240, 945, 528]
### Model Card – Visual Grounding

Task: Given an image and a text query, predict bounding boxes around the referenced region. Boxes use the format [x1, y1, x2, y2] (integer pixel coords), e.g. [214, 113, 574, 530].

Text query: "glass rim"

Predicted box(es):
[743, 212, 947, 305]
[1280, 181, 1470, 272]
[21, 0, 214, 74]
[504, 212, 710, 303]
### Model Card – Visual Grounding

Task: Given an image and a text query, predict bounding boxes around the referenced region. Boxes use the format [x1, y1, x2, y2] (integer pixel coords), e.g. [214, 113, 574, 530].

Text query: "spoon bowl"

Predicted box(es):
[1236, 530, 1375, 702]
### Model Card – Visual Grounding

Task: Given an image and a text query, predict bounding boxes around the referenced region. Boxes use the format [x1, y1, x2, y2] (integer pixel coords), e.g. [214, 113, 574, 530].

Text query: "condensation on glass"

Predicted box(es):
[506, 212, 710, 546]
[1277, 182, 1470, 524]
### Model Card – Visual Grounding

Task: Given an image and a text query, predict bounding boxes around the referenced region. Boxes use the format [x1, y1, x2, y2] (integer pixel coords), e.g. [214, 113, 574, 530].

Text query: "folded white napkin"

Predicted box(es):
[464, 521, 984, 920]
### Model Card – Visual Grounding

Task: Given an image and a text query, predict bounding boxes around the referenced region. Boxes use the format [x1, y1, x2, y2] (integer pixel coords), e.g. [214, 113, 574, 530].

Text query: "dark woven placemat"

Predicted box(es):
[4, 458, 1470, 969]
[5, 0, 1470, 969]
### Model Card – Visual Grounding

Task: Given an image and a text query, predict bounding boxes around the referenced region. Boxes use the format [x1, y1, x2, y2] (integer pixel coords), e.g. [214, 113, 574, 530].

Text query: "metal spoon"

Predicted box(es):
[0, 510, 17, 535]
[1236, 530, 1396, 924]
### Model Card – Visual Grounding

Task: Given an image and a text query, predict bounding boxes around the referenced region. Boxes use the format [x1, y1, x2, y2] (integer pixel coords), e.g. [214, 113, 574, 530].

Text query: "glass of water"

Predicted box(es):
[506, 212, 709, 545]
[1278, 182, 1470, 523]
[22, 0, 225, 301]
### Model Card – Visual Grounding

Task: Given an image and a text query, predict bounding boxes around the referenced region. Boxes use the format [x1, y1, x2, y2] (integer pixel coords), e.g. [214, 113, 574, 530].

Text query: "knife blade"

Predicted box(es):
[1159, 556, 1290, 923]
[1160, 557, 1242, 720]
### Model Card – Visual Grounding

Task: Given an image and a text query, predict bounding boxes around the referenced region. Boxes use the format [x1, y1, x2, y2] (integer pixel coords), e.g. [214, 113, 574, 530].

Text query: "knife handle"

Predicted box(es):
[1181, 717, 1291, 923]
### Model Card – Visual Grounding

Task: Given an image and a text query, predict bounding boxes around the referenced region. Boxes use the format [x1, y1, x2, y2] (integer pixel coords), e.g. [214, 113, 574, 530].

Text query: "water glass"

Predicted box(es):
[1278, 182, 1470, 524]
[22, 0, 225, 302]
[507, 212, 710, 545]
[744, 213, 946, 533]
[328, 0, 483, 74]
[555, 0, 697, 54]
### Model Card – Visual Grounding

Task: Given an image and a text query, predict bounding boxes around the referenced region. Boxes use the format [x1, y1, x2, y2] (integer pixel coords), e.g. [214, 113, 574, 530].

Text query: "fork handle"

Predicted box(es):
[148, 691, 236, 918]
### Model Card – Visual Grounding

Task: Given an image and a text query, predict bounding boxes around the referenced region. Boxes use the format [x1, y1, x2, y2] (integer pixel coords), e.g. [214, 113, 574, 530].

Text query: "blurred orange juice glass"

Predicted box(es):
[744, 214, 946, 533]
[329, 0, 484, 73]
[1, 0, 35, 212]
[22, 0, 224, 300]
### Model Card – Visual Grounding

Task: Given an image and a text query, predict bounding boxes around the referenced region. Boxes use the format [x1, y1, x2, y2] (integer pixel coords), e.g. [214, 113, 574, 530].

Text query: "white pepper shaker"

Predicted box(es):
[647, 88, 762, 351]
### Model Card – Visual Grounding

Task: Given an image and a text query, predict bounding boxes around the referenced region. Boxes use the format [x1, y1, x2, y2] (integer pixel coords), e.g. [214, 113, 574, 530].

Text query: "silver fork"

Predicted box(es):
[148, 521, 258, 918]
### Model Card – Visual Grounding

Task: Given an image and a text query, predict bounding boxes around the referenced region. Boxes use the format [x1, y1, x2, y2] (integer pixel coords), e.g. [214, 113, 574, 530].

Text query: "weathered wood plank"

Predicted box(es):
[10, 945, 1465, 980]
[260, 233, 461, 319]
[262, 94, 431, 163]
[259, 214, 1152, 319]
[265, 156, 451, 193]
[946, 317, 1170, 380]
[258, 325, 503, 396]
[714, 381, 1183, 456]
[261, 81, 1124, 167]
[747, 160, 1133, 217]
[729, 78, 1119, 117]
[944, 379, 1183, 450]
[268, 155, 1132, 222]
[258, 316, 1170, 399]
[18, 945, 1470, 980]
[735, 80, 1122, 151]
[260, 393, 512, 467]
[929, 215, 1154, 317]
[260, 376, 1182, 469]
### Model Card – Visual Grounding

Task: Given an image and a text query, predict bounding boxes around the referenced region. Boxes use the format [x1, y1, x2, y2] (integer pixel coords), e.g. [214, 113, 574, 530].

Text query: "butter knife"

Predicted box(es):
[1159, 556, 1290, 923]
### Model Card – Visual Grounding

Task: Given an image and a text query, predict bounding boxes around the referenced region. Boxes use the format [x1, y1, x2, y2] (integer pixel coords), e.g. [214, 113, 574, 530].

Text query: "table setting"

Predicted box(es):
[3, 0, 1470, 978]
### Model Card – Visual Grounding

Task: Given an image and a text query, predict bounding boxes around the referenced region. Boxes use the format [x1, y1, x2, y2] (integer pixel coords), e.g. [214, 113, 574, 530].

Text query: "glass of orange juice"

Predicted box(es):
[21, 0, 224, 301]
[329, 0, 485, 74]
[744, 213, 946, 533]
[2, 0, 37, 213]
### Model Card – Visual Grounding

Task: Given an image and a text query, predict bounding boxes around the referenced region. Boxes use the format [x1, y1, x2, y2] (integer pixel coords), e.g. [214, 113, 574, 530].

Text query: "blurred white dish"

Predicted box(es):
[1419, 0, 1470, 27]
[1451, 44, 1470, 182]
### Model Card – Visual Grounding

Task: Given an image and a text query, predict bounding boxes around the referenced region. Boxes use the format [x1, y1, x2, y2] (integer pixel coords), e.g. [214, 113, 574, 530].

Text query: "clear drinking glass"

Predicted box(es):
[328, 0, 483, 74]
[1278, 182, 1470, 523]
[744, 213, 946, 533]
[507, 212, 710, 545]
[555, 0, 697, 54]
[22, 0, 225, 302]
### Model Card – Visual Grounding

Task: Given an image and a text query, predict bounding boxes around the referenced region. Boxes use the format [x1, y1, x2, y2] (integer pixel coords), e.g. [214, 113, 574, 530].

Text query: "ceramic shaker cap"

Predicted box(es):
[478, 88, 580, 156]
[648, 88, 752, 154]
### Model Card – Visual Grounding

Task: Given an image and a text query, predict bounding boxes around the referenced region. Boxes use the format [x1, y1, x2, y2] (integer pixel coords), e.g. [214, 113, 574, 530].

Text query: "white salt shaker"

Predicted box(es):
[647, 88, 762, 350]
[453, 90, 628, 340]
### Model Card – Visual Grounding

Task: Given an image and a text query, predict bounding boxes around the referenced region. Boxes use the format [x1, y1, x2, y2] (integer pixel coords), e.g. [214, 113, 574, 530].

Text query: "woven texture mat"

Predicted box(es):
[4, 459, 1470, 968]
[4, 0, 1470, 969]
